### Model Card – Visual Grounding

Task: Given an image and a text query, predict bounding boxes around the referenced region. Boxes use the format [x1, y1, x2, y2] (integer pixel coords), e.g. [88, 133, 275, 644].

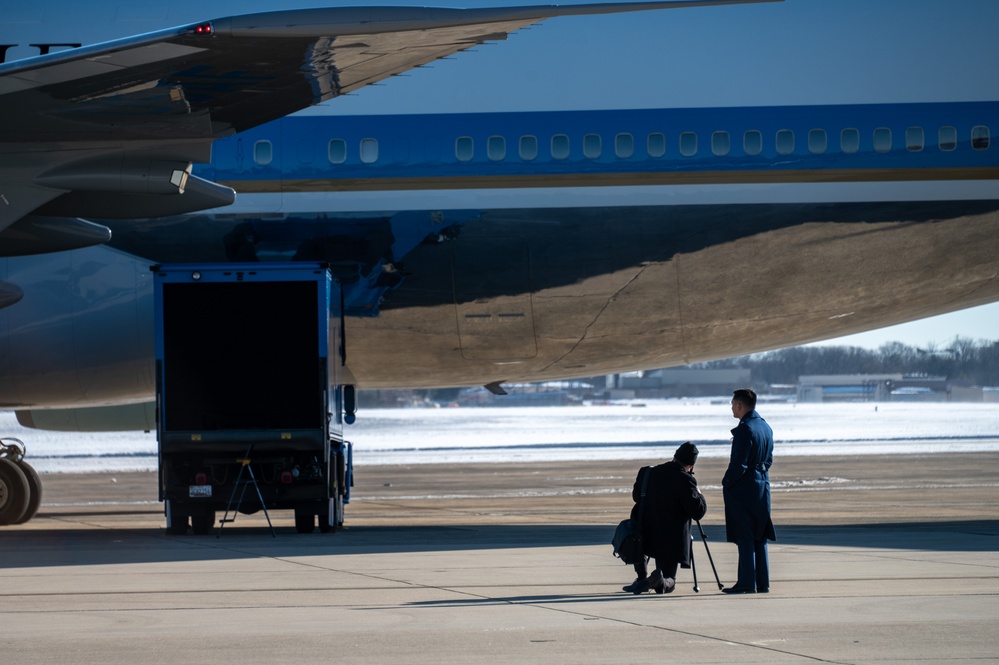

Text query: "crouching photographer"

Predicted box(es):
[623, 442, 707, 594]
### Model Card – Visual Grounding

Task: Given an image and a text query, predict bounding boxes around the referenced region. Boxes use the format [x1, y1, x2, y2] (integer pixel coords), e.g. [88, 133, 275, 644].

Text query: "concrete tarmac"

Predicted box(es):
[2, 452, 998, 664]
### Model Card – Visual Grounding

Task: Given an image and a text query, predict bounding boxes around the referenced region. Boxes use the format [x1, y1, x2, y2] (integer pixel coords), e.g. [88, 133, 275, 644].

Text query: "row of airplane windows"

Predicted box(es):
[250, 125, 992, 166]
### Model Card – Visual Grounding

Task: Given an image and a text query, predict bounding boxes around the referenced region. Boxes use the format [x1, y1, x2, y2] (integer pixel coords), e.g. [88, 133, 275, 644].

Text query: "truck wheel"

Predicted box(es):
[318, 501, 335, 533]
[165, 500, 189, 535]
[0, 458, 30, 525]
[334, 491, 345, 528]
[294, 507, 315, 534]
[190, 509, 216, 536]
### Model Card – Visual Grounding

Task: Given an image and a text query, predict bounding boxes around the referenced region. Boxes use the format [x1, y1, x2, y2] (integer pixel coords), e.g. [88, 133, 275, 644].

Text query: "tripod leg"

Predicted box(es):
[246, 465, 276, 538]
[690, 533, 699, 592]
[696, 520, 724, 590]
[218, 462, 248, 537]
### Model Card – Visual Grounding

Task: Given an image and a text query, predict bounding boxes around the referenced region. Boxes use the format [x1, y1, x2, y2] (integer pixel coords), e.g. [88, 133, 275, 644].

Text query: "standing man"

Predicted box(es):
[623, 442, 707, 595]
[722, 388, 776, 594]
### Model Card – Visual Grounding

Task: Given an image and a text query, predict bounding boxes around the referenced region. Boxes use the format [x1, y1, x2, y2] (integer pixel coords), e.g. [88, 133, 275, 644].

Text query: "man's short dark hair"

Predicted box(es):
[733, 388, 757, 410]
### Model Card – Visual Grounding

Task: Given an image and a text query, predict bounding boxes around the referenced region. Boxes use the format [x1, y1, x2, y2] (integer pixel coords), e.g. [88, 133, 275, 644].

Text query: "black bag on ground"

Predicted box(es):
[611, 518, 643, 564]
[610, 466, 651, 565]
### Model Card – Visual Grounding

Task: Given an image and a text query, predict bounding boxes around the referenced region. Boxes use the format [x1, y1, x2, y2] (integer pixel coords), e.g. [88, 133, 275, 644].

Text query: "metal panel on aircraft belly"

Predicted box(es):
[452, 236, 537, 360]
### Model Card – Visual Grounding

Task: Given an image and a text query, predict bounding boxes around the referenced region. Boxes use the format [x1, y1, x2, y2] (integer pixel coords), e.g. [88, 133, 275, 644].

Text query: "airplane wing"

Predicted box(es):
[0, 0, 779, 249]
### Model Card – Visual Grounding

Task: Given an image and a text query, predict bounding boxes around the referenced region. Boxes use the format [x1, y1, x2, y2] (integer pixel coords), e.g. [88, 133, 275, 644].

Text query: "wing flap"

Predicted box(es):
[0, 43, 209, 95]
[329, 21, 533, 94]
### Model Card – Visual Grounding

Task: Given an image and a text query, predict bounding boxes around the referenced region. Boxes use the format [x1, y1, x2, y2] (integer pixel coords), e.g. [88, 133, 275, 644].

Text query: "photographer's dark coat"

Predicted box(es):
[631, 461, 707, 567]
[722, 409, 776, 543]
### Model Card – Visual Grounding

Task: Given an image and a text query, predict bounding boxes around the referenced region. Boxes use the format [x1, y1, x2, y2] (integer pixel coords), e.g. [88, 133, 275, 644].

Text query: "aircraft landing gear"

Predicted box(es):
[0, 438, 42, 525]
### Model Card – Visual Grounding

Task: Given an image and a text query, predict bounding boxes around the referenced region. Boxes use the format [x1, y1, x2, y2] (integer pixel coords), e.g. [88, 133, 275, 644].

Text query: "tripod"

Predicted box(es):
[218, 445, 276, 538]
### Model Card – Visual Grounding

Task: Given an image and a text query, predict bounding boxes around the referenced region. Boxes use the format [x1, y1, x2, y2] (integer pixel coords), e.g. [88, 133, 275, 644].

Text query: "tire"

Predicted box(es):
[190, 508, 216, 536]
[0, 458, 30, 525]
[333, 491, 344, 528]
[14, 460, 42, 524]
[318, 500, 335, 534]
[294, 507, 315, 534]
[165, 500, 190, 535]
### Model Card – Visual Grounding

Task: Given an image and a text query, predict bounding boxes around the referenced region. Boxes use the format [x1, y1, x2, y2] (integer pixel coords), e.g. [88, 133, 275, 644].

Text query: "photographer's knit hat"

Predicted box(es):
[675, 441, 699, 466]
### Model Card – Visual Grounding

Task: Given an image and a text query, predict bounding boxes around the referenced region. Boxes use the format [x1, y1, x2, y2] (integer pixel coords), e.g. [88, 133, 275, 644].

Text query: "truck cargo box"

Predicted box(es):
[152, 263, 350, 535]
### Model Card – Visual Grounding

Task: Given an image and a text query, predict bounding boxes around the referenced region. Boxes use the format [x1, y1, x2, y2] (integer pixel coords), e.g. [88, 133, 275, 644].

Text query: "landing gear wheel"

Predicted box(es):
[14, 460, 41, 524]
[0, 458, 30, 525]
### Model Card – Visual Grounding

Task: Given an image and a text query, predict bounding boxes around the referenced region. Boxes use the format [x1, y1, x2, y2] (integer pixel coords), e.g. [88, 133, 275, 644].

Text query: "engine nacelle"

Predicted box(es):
[0, 246, 154, 410]
[35, 156, 192, 196]
[16, 402, 155, 432]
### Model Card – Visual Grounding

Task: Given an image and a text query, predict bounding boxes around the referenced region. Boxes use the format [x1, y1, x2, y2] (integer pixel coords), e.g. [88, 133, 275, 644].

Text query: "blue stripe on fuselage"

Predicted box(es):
[204, 102, 998, 186]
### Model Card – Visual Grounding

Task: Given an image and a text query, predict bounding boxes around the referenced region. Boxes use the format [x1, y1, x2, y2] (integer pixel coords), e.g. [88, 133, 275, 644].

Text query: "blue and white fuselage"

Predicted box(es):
[68, 100, 995, 404]
[212, 102, 999, 214]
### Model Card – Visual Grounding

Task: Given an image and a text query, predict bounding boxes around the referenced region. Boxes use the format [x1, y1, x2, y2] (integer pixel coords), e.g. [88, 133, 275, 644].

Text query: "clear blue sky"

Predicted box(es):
[806, 303, 998, 350]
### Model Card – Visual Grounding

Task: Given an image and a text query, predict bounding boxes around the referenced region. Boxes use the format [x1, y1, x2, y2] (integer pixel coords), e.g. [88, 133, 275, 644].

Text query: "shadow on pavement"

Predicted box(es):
[1, 520, 997, 569]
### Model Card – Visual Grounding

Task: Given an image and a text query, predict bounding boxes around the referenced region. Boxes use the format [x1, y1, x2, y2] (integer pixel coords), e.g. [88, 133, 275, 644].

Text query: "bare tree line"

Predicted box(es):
[688, 337, 999, 387]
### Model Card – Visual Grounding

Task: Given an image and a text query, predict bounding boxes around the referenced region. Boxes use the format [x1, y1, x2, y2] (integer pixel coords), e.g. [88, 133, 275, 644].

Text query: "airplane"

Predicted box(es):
[1, 0, 998, 526]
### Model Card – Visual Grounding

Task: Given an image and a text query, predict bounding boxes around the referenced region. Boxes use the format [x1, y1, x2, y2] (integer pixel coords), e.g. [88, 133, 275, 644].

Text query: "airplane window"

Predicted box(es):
[840, 128, 860, 154]
[615, 133, 634, 159]
[905, 127, 924, 152]
[488, 136, 506, 161]
[776, 130, 794, 155]
[583, 134, 602, 159]
[873, 128, 892, 153]
[456, 136, 474, 162]
[328, 139, 347, 164]
[520, 135, 539, 161]
[711, 131, 730, 157]
[938, 126, 957, 151]
[551, 134, 570, 160]
[253, 140, 273, 165]
[808, 129, 827, 155]
[360, 138, 379, 164]
[647, 133, 666, 158]
[679, 132, 697, 157]
[743, 130, 762, 156]
[972, 126, 990, 150]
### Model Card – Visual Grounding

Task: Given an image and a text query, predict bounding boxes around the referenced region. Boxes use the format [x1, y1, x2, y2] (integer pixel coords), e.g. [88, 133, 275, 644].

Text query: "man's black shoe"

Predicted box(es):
[654, 576, 676, 594]
[622, 577, 647, 593]
[758, 587, 769, 593]
[639, 569, 664, 595]
[627, 569, 664, 595]
[722, 586, 756, 594]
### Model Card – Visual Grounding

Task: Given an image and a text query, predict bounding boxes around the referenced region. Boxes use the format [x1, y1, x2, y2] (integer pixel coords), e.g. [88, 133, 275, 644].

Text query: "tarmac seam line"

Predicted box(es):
[413, 588, 859, 665]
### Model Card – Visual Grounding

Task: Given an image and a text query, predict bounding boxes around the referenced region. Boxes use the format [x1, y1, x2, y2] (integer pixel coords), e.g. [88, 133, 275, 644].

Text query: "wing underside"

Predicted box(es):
[0, 0, 779, 249]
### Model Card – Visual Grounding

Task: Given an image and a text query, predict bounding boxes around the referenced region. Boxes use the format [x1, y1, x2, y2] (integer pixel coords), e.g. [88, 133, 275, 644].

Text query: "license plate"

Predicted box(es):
[189, 485, 212, 498]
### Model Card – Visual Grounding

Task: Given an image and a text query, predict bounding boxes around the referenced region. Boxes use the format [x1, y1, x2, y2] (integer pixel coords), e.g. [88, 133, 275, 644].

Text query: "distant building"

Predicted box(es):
[454, 381, 592, 407]
[797, 374, 948, 403]
[611, 368, 752, 399]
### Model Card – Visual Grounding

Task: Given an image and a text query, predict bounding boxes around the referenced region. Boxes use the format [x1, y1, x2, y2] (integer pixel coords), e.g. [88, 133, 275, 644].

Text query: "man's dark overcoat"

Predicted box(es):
[722, 409, 777, 543]
[630, 461, 707, 567]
